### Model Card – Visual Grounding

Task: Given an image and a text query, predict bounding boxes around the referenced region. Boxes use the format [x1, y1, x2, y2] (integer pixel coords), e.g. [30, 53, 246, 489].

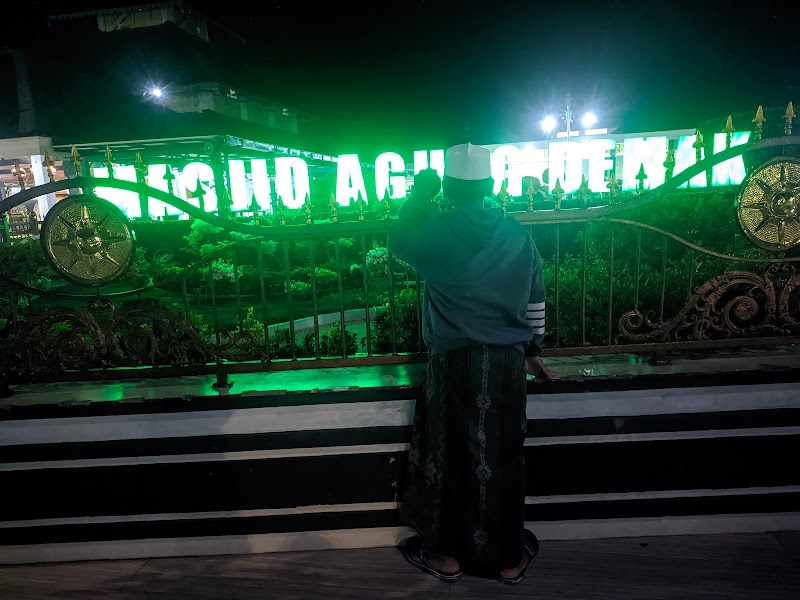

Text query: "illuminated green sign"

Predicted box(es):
[88, 129, 751, 218]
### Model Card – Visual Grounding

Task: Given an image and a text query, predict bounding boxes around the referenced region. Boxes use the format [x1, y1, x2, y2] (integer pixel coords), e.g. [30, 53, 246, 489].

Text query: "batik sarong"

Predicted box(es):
[400, 344, 528, 572]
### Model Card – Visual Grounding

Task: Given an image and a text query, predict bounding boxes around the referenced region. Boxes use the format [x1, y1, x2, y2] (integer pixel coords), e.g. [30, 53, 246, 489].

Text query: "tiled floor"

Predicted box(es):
[1, 533, 798, 599]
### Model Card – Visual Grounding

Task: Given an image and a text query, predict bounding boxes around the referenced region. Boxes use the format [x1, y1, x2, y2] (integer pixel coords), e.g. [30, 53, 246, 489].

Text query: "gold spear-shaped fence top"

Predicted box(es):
[663, 141, 675, 180]
[193, 174, 206, 212]
[329, 192, 338, 223]
[382, 189, 391, 219]
[753, 105, 766, 140]
[607, 172, 621, 199]
[552, 178, 564, 209]
[693, 130, 705, 161]
[357, 192, 367, 221]
[70, 145, 83, 177]
[104, 146, 115, 179]
[134, 152, 147, 181]
[276, 195, 286, 225]
[785, 101, 795, 136]
[44, 150, 57, 183]
[635, 163, 648, 195]
[248, 193, 261, 222]
[525, 177, 535, 212]
[304, 193, 313, 224]
[499, 179, 509, 213]
[13, 160, 26, 190]
[725, 115, 734, 149]
[578, 174, 590, 206]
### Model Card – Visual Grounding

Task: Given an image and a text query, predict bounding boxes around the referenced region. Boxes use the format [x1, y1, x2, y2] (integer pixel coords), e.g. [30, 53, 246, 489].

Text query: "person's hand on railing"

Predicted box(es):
[525, 356, 557, 380]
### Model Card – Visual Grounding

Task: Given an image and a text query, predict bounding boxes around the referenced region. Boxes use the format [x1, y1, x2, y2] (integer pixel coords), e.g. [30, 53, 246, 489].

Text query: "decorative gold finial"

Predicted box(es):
[693, 130, 705, 156]
[381, 189, 391, 219]
[607, 172, 621, 199]
[753, 105, 766, 141]
[276, 195, 286, 225]
[635, 164, 648, 195]
[552, 178, 564, 209]
[70, 145, 83, 177]
[499, 179, 509, 213]
[357, 193, 366, 221]
[104, 146, 115, 179]
[304, 193, 313, 225]
[134, 152, 147, 181]
[329, 192, 338, 223]
[578, 174, 590, 206]
[525, 178, 535, 212]
[44, 150, 57, 182]
[663, 141, 675, 180]
[785, 101, 795, 135]
[220, 188, 233, 219]
[193, 175, 206, 212]
[724, 115, 734, 149]
[13, 160, 26, 189]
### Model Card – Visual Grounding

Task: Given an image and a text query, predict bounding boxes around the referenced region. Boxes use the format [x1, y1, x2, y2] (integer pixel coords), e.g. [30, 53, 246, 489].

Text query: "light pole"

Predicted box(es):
[541, 93, 598, 140]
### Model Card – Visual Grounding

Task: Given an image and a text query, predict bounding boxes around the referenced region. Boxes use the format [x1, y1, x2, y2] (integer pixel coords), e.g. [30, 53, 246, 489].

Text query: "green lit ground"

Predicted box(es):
[2, 346, 798, 408]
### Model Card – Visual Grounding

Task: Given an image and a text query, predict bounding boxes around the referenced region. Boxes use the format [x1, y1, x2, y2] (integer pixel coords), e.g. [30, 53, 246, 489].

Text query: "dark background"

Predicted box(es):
[9, 0, 800, 156]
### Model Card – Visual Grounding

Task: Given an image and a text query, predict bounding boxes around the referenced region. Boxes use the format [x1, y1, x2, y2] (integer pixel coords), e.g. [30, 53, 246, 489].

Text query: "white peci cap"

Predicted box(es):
[444, 143, 491, 180]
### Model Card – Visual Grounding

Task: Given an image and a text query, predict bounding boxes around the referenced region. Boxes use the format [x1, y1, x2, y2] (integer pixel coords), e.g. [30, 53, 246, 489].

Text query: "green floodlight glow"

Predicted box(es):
[336, 154, 367, 205]
[413, 150, 445, 179]
[581, 112, 597, 128]
[275, 157, 310, 209]
[541, 115, 557, 133]
[375, 152, 407, 199]
[712, 132, 750, 185]
[621, 137, 667, 192]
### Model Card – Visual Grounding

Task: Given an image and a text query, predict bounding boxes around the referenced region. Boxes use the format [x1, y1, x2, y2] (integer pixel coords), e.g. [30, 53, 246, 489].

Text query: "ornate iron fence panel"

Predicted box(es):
[0, 134, 798, 383]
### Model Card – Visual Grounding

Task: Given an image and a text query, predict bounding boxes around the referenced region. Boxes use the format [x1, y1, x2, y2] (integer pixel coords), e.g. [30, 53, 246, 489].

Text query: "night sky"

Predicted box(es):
[16, 0, 800, 156]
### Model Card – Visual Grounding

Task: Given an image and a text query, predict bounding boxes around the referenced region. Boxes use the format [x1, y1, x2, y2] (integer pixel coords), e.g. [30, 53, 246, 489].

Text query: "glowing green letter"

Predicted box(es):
[674, 135, 707, 188]
[548, 141, 582, 194]
[712, 132, 750, 185]
[336, 154, 367, 206]
[147, 164, 182, 216]
[91, 165, 141, 218]
[491, 145, 523, 195]
[275, 157, 310, 209]
[585, 138, 616, 192]
[621, 137, 667, 192]
[249, 159, 272, 211]
[413, 150, 445, 179]
[182, 162, 217, 212]
[375, 152, 407, 199]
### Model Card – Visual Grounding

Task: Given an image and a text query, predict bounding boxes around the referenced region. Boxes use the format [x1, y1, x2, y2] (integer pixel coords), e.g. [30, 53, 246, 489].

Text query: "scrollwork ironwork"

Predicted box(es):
[1, 299, 215, 377]
[617, 267, 799, 343]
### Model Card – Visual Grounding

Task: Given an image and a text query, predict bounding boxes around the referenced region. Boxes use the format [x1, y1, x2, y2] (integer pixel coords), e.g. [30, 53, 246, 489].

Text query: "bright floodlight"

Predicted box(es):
[149, 87, 163, 98]
[541, 115, 557, 132]
[581, 111, 597, 128]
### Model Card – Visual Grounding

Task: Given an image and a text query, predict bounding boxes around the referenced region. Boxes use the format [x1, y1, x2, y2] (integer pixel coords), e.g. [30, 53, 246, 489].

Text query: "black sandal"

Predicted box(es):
[402, 536, 463, 583]
[500, 529, 539, 585]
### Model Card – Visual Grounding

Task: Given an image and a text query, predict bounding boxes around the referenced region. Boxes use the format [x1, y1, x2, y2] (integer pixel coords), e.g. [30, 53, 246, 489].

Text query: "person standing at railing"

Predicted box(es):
[388, 143, 555, 585]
